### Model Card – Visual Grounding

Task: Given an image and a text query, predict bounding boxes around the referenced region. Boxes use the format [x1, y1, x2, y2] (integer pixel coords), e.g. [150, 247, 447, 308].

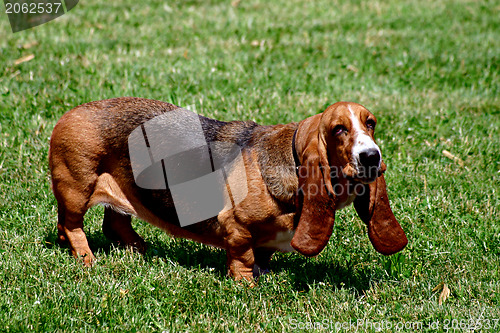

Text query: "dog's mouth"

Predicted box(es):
[353, 175, 378, 184]
[342, 163, 380, 184]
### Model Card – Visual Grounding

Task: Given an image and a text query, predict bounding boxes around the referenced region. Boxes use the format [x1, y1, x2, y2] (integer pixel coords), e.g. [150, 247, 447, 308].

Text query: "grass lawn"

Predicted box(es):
[0, 0, 499, 331]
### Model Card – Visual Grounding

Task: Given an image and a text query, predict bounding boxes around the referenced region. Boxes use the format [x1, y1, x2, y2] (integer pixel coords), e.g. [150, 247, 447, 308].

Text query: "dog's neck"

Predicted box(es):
[253, 123, 299, 204]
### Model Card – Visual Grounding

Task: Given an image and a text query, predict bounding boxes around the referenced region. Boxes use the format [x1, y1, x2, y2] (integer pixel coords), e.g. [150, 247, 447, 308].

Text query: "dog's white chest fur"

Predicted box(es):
[258, 230, 296, 252]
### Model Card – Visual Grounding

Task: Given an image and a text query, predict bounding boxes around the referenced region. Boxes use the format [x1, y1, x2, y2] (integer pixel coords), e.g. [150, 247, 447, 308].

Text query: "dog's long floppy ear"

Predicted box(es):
[291, 115, 337, 257]
[354, 175, 407, 255]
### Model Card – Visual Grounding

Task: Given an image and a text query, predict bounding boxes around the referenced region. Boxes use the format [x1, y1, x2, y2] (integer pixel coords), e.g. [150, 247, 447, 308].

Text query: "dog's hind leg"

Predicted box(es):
[53, 178, 96, 267]
[102, 207, 146, 254]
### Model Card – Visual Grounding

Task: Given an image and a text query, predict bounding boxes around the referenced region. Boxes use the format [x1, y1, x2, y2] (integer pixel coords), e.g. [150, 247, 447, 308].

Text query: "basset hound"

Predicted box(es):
[49, 97, 407, 281]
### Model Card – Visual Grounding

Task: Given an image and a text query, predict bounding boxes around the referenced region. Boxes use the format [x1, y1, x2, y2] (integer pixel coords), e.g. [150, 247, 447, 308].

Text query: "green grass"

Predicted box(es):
[0, 0, 499, 331]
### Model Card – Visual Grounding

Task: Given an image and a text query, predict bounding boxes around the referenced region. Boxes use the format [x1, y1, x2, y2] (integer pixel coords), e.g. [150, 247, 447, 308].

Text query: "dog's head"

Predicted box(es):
[320, 102, 385, 183]
[291, 102, 408, 256]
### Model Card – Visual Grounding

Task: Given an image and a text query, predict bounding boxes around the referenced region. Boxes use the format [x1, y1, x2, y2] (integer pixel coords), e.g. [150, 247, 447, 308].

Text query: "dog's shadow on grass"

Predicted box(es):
[45, 229, 371, 294]
[144, 241, 373, 293]
[44, 228, 228, 273]
[269, 253, 372, 293]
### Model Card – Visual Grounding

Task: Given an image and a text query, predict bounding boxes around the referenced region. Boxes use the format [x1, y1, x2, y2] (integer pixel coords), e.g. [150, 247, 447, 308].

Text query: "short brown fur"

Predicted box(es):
[49, 97, 407, 280]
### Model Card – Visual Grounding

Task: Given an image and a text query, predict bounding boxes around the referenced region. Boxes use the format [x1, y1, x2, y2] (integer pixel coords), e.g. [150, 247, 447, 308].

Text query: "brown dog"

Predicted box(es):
[49, 97, 407, 281]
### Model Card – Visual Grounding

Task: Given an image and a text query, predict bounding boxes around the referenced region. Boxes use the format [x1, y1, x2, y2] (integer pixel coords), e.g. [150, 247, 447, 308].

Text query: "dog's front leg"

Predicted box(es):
[224, 225, 255, 282]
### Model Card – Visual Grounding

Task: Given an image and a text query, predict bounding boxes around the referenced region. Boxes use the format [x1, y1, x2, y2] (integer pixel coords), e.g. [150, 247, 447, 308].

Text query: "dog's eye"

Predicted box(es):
[366, 119, 376, 130]
[333, 125, 347, 135]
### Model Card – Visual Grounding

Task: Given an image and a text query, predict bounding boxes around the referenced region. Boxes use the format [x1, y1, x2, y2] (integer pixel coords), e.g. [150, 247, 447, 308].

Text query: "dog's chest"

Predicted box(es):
[257, 230, 295, 252]
[336, 191, 357, 210]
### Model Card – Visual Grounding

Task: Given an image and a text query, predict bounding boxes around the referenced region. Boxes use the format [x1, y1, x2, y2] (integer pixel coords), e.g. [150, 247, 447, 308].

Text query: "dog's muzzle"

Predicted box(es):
[352, 148, 381, 183]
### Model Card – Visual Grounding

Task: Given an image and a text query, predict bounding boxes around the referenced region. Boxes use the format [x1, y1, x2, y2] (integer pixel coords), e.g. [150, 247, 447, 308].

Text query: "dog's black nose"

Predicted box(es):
[359, 149, 380, 168]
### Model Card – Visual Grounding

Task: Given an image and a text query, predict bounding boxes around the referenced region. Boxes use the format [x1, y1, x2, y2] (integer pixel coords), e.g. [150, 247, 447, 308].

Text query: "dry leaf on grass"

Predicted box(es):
[22, 41, 38, 49]
[14, 54, 35, 65]
[347, 64, 359, 73]
[432, 282, 451, 305]
[442, 150, 465, 167]
[439, 284, 450, 305]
